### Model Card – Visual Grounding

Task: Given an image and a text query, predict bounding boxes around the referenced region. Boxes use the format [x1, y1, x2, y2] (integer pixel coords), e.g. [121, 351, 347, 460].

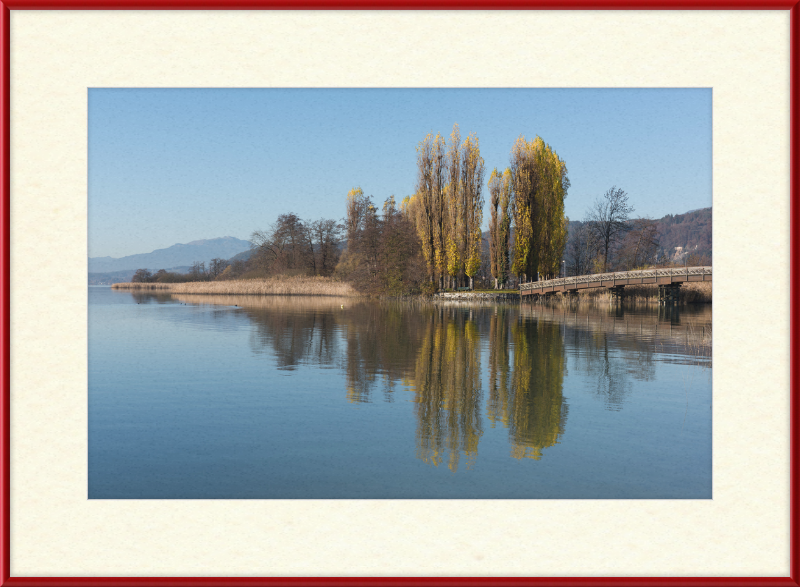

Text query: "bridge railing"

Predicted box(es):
[519, 266, 712, 292]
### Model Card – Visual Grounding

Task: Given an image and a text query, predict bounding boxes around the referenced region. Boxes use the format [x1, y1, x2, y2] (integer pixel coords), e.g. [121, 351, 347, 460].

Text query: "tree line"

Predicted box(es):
[562, 186, 709, 278]
[131, 258, 236, 283]
[131, 214, 346, 284]
[344, 124, 572, 293]
[132, 124, 678, 293]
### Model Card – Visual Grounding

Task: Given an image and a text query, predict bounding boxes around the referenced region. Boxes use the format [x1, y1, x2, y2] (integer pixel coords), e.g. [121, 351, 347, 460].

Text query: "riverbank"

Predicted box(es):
[112, 275, 358, 297]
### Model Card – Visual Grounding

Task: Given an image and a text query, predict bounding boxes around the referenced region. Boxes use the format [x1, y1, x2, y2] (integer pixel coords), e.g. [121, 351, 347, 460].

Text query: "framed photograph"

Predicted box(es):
[2, 3, 796, 585]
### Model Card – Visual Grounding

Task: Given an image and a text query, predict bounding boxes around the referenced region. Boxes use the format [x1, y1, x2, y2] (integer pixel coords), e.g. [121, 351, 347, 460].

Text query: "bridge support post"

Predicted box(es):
[658, 284, 681, 305]
[610, 285, 625, 302]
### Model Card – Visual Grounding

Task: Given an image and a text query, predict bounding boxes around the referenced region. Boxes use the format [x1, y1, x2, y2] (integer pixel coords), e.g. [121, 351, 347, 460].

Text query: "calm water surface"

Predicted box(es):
[89, 287, 712, 498]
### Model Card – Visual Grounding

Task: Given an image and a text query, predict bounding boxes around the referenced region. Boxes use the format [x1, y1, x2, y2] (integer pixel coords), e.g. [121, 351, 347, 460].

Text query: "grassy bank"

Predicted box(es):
[112, 275, 358, 297]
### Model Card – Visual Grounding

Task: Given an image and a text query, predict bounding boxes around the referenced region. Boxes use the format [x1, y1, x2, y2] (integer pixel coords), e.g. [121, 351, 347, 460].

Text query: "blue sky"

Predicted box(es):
[89, 88, 711, 259]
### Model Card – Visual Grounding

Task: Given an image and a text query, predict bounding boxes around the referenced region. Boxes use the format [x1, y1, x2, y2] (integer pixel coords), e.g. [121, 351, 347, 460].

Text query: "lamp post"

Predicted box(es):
[561, 260, 566, 278]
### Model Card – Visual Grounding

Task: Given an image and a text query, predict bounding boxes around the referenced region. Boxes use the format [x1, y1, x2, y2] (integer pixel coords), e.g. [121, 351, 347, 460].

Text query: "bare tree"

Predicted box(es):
[250, 228, 282, 272]
[274, 213, 310, 272]
[345, 188, 368, 247]
[310, 218, 344, 276]
[586, 186, 635, 273]
[189, 261, 207, 281]
[616, 218, 659, 270]
[208, 258, 228, 280]
[565, 222, 593, 277]
[250, 213, 312, 275]
[131, 268, 153, 283]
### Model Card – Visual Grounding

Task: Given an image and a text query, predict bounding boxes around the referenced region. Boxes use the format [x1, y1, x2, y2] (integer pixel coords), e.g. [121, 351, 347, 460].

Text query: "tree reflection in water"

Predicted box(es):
[162, 294, 708, 470]
[486, 309, 569, 460]
[507, 318, 569, 459]
[412, 309, 483, 471]
[339, 302, 428, 404]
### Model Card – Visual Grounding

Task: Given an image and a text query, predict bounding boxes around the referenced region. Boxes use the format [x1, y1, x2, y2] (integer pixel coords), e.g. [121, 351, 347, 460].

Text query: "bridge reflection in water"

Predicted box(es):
[165, 294, 710, 471]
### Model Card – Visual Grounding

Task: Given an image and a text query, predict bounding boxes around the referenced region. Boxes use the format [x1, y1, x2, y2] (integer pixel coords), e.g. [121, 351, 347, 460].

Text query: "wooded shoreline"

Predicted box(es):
[111, 276, 711, 303]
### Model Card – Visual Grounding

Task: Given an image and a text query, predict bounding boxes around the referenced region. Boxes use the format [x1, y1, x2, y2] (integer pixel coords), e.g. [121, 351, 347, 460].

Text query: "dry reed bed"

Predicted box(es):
[111, 282, 172, 290]
[113, 276, 357, 297]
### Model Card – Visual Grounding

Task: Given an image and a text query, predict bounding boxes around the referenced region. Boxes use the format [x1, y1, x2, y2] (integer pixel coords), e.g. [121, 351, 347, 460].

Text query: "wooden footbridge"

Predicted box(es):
[520, 266, 712, 303]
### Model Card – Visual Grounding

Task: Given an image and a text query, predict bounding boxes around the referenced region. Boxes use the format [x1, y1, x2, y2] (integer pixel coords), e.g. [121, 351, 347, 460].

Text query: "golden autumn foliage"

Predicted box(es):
[510, 136, 570, 283]
[412, 311, 483, 471]
[412, 123, 485, 290]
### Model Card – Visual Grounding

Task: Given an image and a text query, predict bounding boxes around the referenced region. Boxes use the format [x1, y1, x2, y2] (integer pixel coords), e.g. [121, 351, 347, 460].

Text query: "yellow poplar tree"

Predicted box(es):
[510, 136, 569, 282]
[498, 169, 512, 287]
[488, 169, 502, 288]
[461, 133, 485, 290]
[413, 135, 436, 283]
[431, 133, 448, 290]
[445, 124, 463, 288]
[345, 187, 367, 246]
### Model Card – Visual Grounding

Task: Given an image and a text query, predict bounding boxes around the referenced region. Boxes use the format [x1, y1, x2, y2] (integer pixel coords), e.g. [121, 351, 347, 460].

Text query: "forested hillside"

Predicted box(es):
[562, 206, 711, 274]
[654, 208, 711, 261]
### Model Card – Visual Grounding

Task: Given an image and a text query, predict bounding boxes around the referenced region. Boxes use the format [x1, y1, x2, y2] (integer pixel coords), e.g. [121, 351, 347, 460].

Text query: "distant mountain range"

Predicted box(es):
[89, 237, 252, 274]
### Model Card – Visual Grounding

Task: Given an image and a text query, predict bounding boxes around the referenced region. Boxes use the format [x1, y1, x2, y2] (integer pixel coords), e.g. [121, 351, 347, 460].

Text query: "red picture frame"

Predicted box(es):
[0, 3, 797, 586]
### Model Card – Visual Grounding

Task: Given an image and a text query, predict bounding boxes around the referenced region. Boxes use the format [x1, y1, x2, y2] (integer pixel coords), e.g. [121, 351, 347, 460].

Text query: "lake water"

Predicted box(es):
[89, 286, 712, 499]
